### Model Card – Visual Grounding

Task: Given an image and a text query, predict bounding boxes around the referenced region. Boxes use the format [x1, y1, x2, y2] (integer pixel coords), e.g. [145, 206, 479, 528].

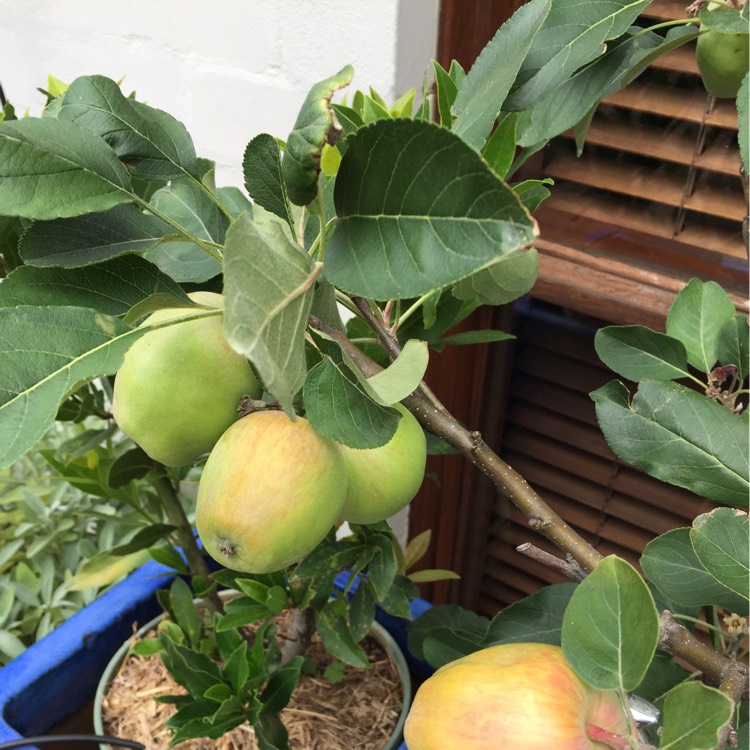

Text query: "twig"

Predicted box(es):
[658, 611, 749, 701]
[153, 475, 223, 614]
[516, 543, 588, 581]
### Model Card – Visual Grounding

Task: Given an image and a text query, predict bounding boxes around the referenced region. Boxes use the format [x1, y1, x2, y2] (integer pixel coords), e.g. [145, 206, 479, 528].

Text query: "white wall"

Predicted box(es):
[1, 0, 440, 188]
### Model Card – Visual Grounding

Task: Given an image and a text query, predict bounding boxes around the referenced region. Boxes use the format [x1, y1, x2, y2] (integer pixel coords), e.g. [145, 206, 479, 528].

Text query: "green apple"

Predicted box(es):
[338, 404, 426, 525]
[112, 291, 261, 467]
[696, 11, 749, 99]
[196, 410, 347, 573]
[404, 643, 632, 750]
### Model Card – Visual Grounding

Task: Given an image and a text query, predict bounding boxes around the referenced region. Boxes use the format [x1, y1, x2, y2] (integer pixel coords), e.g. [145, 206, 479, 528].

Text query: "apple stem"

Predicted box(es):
[585, 724, 636, 750]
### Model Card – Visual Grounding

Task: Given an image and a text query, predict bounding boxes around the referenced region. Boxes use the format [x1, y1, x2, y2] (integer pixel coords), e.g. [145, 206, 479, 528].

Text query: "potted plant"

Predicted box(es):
[0, 0, 747, 747]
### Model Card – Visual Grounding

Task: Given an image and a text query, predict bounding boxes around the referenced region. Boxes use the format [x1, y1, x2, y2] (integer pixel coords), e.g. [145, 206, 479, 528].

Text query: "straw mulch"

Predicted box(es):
[101, 618, 404, 749]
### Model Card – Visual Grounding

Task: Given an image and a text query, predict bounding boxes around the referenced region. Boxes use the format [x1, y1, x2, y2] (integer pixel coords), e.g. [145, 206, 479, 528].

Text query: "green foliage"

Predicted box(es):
[593, 279, 750, 507]
[0, 419, 172, 665]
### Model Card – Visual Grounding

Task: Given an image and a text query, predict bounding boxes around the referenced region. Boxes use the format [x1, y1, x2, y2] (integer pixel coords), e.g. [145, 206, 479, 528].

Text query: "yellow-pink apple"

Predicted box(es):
[196, 410, 347, 573]
[112, 291, 261, 467]
[338, 404, 426, 524]
[404, 643, 632, 750]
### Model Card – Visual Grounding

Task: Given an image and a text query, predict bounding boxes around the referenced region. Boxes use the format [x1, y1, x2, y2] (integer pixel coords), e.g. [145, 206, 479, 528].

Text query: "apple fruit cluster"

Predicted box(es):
[112, 297, 427, 573]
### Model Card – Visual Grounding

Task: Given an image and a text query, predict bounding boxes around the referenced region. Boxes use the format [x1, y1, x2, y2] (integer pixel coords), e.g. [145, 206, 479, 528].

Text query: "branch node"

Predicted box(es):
[516, 542, 587, 581]
[469, 430, 482, 449]
[528, 517, 551, 530]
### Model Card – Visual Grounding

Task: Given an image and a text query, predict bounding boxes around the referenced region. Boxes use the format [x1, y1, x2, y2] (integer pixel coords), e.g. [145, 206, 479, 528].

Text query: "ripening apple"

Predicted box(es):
[696, 6, 749, 98]
[196, 410, 347, 574]
[404, 643, 632, 750]
[112, 291, 261, 467]
[337, 404, 426, 525]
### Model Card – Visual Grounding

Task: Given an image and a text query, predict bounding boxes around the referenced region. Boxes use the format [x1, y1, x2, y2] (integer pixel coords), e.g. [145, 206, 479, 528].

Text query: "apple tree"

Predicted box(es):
[0, 0, 747, 747]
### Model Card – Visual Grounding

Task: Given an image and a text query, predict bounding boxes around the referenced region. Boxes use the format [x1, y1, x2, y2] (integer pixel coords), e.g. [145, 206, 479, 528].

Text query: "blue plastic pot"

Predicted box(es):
[0, 564, 431, 750]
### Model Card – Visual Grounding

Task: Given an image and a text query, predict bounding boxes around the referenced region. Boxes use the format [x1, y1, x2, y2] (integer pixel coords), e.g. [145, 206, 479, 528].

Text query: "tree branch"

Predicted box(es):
[154, 474, 223, 613]
[307, 314, 749, 702]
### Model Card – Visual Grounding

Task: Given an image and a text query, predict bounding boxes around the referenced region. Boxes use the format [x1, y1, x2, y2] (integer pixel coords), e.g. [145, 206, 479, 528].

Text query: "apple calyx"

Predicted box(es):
[218, 539, 237, 558]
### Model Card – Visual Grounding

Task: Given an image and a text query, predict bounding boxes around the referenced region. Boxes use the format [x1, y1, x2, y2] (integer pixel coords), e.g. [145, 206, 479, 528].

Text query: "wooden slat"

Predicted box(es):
[640, 0, 692, 21]
[648, 44, 700, 75]
[544, 152, 747, 221]
[604, 83, 738, 129]
[565, 118, 740, 176]
[539, 187, 747, 260]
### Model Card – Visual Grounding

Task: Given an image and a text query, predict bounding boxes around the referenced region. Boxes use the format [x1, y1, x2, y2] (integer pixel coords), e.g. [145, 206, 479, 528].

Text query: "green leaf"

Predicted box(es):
[58, 75, 199, 181]
[699, 4, 749, 33]
[243, 134, 294, 229]
[260, 656, 304, 714]
[293, 540, 367, 579]
[452, 249, 538, 306]
[0, 631, 26, 661]
[303, 353, 400, 448]
[265, 586, 288, 614]
[0, 118, 133, 219]
[561, 555, 659, 691]
[403, 529, 432, 571]
[315, 600, 369, 668]
[452, 0, 553, 149]
[486, 582, 577, 646]
[718, 316, 749, 383]
[482, 113, 519, 180]
[64, 548, 150, 591]
[594, 325, 691, 381]
[223, 214, 319, 416]
[108, 524, 177, 556]
[641, 528, 749, 612]
[0, 306, 144, 468]
[106, 446, 157, 487]
[432, 61, 459, 127]
[666, 278, 737, 373]
[326, 119, 536, 300]
[367, 534, 399, 601]
[408, 569, 460, 583]
[408, 603, 490, 663]
[516, 25, 696, 148]
[379, 575, 419, 620]
[256, 712, 289, 750]
[143, 179, 225, 283]
[223, 640, 250, 694]
[349, 582, 376, 642]
[591, 380, 749, 507]
[438, 329, 514, 347]
[129, 638, 162, 657]
[159, 634, 225, 695]
[513, 179, 553, 212]
[691, 508, 749, 599]
[505, 0, 653, 111]
[215, 598, 270, 632]
[167, 696, 245, 744]
[168, 577, 202, 648]
[660, 682, 733, 750]
[282, 65, 354, 205]
[364, 339, 429, 406]
[0, 256, 190, 317]
[19, 205, 172, 267]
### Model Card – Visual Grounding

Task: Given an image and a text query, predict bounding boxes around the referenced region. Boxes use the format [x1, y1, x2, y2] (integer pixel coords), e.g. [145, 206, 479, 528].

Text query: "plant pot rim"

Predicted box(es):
[93, 605, 413, 750]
